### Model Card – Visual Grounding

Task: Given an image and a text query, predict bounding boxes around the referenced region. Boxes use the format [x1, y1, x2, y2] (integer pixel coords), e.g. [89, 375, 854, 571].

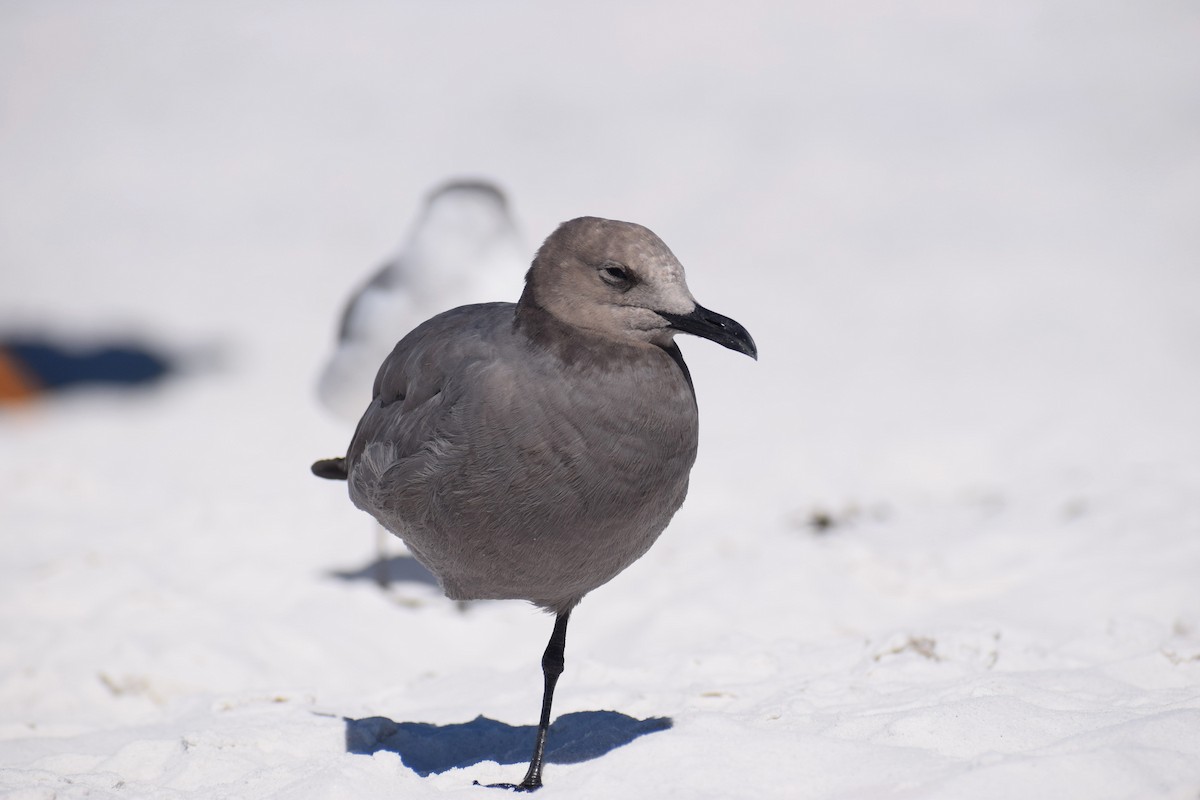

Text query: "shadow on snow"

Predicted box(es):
[328, 554, 441, 587]
[344, 711, 673, 777]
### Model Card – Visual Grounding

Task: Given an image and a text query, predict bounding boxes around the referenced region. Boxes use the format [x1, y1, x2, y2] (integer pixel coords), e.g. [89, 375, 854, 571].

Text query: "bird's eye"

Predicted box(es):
[599, 263, 634, 289]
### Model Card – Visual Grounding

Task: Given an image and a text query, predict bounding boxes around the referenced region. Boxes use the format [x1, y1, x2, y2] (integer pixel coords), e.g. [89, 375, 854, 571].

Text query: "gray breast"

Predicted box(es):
[346, 304, 699, 614]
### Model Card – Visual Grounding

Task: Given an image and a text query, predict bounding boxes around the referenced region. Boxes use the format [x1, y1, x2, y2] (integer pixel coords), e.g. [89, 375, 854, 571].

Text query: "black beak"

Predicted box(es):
[659, 304, 758, 360]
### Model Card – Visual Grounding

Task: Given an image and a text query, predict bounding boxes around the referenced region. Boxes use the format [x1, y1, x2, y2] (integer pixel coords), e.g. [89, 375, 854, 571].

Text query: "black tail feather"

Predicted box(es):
[312, 457, 349, 480]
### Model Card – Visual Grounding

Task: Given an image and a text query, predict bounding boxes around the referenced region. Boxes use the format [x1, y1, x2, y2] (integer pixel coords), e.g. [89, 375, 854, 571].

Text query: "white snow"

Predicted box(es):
[2, 1, 1199, 798]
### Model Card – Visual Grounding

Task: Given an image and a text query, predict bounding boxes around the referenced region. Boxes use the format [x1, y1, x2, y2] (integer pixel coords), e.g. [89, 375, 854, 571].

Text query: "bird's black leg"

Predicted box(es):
[518, 611, 571, 790]
[485, 611, 571, 792]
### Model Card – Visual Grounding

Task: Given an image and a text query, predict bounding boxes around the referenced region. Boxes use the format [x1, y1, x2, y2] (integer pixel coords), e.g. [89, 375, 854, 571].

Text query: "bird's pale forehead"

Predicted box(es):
[619, 236, 684, 280]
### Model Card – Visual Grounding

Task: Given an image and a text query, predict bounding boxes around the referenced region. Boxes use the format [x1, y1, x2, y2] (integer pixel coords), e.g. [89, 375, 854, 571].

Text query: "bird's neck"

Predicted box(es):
[513, 296, 687, 387]
[514, 298, 633, 365]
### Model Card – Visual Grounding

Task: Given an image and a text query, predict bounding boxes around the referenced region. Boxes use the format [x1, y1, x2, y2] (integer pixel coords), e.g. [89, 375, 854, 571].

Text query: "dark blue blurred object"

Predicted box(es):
[0, 335, 174, 402]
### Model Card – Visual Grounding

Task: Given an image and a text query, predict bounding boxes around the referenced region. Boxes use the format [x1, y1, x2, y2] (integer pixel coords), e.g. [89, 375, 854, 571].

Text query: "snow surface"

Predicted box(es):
[3, 1, 1200, 798]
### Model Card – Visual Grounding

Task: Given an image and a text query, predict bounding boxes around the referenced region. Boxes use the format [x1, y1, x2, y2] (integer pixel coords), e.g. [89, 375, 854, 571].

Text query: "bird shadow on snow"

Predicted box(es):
[344, 711, 673, 777]
[328, 554, 441, 587]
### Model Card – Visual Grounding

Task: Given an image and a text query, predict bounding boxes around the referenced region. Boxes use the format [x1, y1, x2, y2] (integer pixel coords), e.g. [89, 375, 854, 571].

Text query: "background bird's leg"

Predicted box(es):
[373, 524, 390, 588]
[488, 611, 571, 792]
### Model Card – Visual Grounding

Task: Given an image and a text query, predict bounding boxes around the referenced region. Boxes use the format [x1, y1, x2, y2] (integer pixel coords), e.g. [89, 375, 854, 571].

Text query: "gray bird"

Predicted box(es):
[313, 216, 756, 791]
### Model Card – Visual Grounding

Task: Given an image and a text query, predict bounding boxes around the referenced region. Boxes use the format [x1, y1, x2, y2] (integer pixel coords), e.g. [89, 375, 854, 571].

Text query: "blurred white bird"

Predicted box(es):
[317, 180, 526, 588]
[318, 180, 527, 423]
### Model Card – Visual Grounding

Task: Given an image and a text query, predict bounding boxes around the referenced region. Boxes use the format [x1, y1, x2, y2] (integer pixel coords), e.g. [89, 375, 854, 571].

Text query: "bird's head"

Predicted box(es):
[520, 216, 757, 359]
[415, 179, 515, 246]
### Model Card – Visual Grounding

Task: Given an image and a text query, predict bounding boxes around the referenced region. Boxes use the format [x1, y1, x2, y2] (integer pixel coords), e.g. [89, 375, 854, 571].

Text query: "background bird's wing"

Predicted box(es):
[336, 257, 405, 342]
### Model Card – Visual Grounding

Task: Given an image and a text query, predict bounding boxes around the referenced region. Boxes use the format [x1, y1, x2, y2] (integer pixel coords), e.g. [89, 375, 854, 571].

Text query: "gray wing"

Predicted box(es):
[344, 302, 516, 514]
